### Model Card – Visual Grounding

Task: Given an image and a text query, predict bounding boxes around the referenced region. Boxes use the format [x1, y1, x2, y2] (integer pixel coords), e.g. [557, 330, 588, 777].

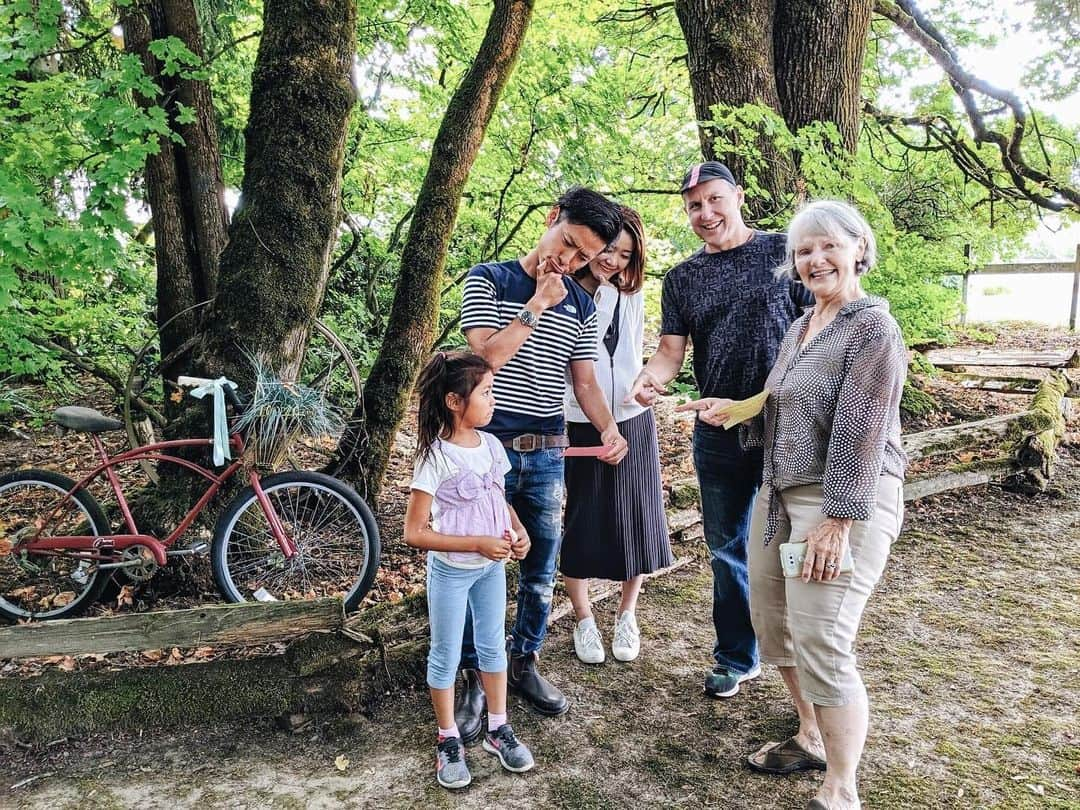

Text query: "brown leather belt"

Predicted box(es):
[500, 433, 570, 452]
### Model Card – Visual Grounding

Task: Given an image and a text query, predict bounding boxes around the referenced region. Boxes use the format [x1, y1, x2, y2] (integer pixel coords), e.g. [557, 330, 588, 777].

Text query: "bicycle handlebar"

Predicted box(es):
[176, 376, 243, 411]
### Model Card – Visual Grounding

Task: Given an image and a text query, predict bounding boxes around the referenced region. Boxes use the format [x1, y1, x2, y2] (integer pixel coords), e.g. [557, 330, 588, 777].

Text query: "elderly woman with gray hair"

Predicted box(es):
[686, 200, 907, 809]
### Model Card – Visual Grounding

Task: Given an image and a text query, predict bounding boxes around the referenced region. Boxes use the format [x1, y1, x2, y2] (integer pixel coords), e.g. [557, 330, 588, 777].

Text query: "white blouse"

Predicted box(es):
[565, 284, 648, 424]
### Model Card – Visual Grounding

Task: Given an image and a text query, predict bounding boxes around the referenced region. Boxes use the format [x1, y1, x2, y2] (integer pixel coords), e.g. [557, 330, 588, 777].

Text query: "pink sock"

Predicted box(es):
[487, 712, 507, 732]
[438, 724, 460, 741]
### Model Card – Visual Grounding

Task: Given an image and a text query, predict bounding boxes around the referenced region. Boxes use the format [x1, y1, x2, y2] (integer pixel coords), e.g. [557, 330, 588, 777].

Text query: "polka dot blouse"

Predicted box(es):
[743, 296, 908, 543]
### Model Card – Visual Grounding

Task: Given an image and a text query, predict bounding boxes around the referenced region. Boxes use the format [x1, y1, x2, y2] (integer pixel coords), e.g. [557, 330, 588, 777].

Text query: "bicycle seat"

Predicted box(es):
[53, 406, 124, 433]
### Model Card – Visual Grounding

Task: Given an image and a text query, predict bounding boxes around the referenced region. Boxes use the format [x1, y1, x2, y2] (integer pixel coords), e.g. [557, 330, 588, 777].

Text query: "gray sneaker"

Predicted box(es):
[704, 663, 762, 698]
[482, 723, 535, 773]
[436, 736, 472, 789]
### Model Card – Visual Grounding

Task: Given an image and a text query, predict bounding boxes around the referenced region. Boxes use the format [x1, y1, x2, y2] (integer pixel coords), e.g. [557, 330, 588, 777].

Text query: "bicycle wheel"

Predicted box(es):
[211, 471, 380, 612]
[0, 470, 112, 621]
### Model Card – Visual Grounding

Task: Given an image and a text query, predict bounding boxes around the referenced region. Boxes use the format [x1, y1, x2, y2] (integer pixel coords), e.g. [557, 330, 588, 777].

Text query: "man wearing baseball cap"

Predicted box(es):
[627, 161, 812, 699]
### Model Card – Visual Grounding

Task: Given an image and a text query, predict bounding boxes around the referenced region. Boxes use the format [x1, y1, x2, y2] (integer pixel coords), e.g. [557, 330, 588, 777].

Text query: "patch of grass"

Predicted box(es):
[546, 775, 617, 809]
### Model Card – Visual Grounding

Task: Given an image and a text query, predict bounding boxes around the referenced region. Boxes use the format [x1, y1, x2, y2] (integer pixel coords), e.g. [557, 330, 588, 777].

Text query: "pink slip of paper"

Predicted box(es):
[562, 446, 608, 457]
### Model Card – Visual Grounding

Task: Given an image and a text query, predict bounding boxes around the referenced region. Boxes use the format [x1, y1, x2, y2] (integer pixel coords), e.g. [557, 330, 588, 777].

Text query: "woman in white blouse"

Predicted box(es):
[561, 206, 673, 665]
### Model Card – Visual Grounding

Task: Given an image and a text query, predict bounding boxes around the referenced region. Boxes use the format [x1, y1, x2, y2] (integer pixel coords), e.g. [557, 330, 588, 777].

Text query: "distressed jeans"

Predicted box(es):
[693, 425, 763, 675]
[461, 447, 564, 666]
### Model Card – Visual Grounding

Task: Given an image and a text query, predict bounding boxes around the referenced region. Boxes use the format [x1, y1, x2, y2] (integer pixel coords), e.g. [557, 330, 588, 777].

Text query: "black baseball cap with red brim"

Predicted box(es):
[680, 161, 738, 192]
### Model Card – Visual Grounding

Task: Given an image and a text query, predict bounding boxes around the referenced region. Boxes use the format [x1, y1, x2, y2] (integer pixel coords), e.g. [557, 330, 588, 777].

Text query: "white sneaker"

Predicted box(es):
[573, 617, 605, 664]
[611, 611, 640, 662]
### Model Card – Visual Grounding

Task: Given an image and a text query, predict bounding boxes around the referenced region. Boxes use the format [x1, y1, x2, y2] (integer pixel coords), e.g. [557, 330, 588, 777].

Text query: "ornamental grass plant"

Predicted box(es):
[233, 356, 345, 470]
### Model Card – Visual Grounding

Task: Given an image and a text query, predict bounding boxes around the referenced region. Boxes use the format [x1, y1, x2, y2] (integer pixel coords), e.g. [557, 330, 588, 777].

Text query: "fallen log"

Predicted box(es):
[1007, 372, 1072, 493]
[0, 599, 344, 660]
[903, 457, 1014, 502]
[924, 347, 1079, 369]
[901, 411, 1034, 462]
[942, 371, 1080, 397]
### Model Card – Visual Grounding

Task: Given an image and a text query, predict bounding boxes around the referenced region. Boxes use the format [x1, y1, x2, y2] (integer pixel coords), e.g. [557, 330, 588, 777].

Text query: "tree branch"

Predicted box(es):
[875, 0, 1080, 211]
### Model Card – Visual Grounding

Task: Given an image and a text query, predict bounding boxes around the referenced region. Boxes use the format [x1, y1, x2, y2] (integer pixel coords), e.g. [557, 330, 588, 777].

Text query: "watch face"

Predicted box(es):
[518, 309, 538, 327]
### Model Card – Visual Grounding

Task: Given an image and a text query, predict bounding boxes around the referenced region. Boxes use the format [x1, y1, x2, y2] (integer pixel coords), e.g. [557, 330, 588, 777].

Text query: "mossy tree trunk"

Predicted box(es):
[1012, 371, 1070, 492]
[674, 0, 872, 216]
[121, 0, 229, 411]
[192, 0, 356, 389]
[335, 0, 536, 499]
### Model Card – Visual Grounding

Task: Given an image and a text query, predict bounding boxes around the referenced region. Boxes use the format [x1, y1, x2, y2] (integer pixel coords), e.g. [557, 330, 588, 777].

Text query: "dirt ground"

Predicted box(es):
[3, 442, 1078, 809]
[2, 321, 1078, 807]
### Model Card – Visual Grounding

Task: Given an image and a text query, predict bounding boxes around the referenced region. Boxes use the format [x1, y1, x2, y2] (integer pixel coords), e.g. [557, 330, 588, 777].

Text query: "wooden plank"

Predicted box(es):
[902, 411, 1031, 462]
[904, 470, 994, 501]
[968, 262, 1073, 275]
[0, 598, 344, 660]
[943, 372, 1080, 397]
[924, 348, 1079, 369]
[547, 556, 695, 627]
[904, 458, 1015, 502]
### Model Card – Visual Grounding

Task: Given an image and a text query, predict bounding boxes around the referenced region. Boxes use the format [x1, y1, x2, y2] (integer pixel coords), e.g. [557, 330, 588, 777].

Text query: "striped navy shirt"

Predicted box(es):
[461, 259, 598, 440]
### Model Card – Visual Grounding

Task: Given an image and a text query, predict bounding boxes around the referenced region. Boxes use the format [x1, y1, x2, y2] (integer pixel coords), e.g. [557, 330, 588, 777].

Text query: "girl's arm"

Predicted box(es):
[404, 489, 511, 560]
[508, 505, 531, 560]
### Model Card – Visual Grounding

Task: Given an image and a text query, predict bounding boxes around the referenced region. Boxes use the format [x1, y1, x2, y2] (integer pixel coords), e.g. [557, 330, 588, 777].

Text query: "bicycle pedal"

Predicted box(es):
[167, 541, 209, 557]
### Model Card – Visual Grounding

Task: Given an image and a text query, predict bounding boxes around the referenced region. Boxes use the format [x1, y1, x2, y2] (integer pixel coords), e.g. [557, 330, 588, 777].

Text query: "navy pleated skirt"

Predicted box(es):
[560, 409, 673, 581]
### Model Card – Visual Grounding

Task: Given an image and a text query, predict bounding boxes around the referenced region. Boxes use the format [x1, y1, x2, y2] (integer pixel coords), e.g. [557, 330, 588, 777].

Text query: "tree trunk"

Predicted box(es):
[122, 0, 228, 397]
[335, 0, 536, 499]
[675, 0, 871, 214]
[773, 0, 873, 153]
[193, 0, 357, 387]
[674, 0, 794, 217]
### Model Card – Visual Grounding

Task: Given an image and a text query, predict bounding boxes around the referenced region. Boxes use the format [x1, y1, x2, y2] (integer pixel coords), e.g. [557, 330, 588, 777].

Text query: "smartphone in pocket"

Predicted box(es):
[779, 541, 853, 578]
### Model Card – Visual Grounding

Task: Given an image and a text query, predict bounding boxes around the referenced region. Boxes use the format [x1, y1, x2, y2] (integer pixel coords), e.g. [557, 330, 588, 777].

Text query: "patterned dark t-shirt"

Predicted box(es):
[660, 231, 813, 403]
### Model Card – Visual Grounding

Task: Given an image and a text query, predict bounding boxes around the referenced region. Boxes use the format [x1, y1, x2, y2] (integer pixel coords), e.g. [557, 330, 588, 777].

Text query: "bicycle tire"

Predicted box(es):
[211, 471, 380, 612]
[0, 470, 112, 622]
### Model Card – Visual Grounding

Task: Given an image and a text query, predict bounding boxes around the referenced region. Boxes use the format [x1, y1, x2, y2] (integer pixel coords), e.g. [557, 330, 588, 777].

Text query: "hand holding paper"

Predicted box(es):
[673, 389, 770, 429]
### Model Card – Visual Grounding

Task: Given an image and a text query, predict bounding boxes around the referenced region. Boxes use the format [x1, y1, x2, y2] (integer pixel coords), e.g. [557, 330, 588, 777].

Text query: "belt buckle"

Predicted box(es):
[512, 434, 537, 452]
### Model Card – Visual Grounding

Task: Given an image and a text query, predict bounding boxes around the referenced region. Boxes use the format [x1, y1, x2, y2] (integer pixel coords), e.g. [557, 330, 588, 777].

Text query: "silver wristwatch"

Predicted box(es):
[516, 308, 539, 329]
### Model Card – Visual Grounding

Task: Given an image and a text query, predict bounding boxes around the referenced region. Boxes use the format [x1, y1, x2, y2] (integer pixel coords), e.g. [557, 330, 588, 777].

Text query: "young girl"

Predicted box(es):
[562, 205, 673, 664]
[403, 351, 535, 790]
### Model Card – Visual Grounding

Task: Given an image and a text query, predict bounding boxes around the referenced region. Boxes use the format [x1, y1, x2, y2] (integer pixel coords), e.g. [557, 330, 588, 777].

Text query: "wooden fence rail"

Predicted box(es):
[960, 245, 1080, 330]
[0, 598, 344, 660]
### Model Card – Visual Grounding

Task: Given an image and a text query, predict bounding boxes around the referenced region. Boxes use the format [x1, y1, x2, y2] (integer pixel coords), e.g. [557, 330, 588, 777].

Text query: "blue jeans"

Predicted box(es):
[461, 447, 564, 667]
[693, 425, 762, 675]
[426, 554, 507, 689]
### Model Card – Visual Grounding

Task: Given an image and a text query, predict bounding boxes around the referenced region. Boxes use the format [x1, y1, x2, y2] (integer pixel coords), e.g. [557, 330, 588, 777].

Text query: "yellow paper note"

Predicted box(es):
[718, 389, 770, 430]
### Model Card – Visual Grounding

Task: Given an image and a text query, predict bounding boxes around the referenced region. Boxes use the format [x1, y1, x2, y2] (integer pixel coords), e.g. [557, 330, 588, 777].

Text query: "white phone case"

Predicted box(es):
[778, 541, 853, 578]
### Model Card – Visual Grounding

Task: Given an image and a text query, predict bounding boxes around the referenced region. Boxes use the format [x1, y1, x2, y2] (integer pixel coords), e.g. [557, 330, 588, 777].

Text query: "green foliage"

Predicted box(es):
[0, 0, 161, 380]
[1, 0, 1074, 391]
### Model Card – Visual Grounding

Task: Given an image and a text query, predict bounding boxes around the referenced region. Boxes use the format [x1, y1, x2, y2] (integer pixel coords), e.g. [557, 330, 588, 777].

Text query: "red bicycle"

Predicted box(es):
[0, 376, 380, 622]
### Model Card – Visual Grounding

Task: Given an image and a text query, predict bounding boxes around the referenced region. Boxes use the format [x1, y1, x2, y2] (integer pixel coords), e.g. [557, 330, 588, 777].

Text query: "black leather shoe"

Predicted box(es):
[508, 651, 569, 716]
[453, 668, 486, 743]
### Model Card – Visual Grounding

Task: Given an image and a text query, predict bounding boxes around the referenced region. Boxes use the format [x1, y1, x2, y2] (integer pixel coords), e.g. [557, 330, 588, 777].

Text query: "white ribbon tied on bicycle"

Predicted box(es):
[189, 377, 238, 466]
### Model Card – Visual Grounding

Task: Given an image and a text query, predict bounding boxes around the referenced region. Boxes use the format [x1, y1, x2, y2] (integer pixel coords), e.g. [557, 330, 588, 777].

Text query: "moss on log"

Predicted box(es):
[1009, 372, 1070, 493]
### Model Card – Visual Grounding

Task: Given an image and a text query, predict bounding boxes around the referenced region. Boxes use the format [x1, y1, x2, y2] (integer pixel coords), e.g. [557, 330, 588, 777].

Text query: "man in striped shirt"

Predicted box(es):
[456, 187, 628, 730]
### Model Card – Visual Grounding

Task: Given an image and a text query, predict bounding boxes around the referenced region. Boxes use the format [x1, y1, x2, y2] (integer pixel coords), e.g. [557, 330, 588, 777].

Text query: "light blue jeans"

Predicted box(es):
[426, 553, 507, 689]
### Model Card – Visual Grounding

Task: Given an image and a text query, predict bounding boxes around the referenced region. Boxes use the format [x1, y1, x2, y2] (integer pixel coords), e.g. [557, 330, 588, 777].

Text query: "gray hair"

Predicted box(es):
[775, 199, 877, 280]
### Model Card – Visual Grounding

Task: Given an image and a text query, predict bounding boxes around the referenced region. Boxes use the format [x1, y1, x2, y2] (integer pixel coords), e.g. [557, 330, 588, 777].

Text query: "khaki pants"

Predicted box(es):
[748, 476, 903, 706]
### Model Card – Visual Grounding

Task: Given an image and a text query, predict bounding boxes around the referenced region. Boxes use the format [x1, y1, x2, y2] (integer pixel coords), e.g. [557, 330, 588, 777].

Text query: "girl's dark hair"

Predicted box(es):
[575, 205, 648, 294]
[611, 205, 647, 295]
[414, 351, 493, 467]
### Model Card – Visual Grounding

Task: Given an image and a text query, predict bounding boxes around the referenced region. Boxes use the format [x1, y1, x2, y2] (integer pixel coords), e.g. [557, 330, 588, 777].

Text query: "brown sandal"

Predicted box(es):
[746, 737, 827, 774]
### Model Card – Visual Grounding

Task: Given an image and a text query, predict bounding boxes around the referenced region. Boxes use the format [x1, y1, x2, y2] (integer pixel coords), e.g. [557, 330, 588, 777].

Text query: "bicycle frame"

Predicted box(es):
[15, 430, 300, 565]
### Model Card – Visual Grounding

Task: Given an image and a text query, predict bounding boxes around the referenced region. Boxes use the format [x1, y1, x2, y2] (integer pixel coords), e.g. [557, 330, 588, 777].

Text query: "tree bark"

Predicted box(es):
[773, 0, 873, 153]
[674, 0, 794, 216]
[335, 0, 536, 499]
[121, 0, 228, 396]
[674, 0, 872, 214]
[193, 0, 357, 387]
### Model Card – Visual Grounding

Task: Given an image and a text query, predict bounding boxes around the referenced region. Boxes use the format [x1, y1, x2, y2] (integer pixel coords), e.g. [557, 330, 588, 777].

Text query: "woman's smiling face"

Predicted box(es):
[793, 231, 865, 303]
